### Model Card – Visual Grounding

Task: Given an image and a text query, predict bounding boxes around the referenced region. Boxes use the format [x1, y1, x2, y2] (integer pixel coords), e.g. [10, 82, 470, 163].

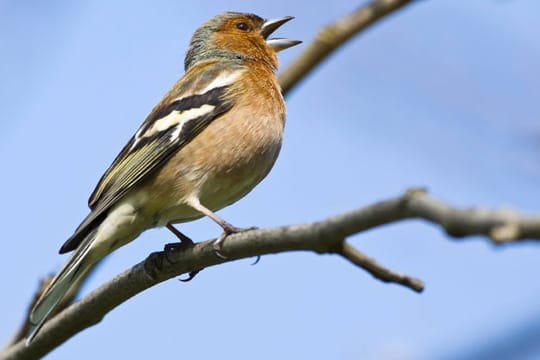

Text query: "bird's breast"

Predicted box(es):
[194, 101, 285, 210]
[147, 87, 285, 223]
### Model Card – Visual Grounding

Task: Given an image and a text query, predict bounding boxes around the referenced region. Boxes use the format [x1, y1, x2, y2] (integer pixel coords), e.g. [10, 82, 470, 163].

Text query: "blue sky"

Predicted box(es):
[1, 1, 540, 359]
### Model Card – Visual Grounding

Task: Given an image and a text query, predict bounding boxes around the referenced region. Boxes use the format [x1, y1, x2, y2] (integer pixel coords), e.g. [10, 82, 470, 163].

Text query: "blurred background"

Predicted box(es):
[1, 0, 539, 359]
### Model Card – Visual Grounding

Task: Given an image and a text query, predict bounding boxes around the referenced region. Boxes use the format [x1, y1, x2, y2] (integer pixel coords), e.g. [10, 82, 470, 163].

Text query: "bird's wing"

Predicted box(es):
[60, 65, 245, 253]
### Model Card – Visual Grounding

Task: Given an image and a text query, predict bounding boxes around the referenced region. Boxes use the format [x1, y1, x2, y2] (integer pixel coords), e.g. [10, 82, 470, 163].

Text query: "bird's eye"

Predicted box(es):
[236, 22, 250, 31]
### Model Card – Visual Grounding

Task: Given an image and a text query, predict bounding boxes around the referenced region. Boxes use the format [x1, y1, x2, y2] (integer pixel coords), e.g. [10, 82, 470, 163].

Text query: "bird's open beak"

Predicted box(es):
[261, 16, 302, 52]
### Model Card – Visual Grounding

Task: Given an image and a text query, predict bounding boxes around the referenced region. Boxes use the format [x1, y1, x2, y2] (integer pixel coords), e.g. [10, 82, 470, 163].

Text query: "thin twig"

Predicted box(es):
[339, 242, 424, 292]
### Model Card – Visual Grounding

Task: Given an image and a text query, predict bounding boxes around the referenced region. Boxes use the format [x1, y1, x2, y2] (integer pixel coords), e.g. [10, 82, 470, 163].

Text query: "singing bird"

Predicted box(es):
[27, 12, 300, 344]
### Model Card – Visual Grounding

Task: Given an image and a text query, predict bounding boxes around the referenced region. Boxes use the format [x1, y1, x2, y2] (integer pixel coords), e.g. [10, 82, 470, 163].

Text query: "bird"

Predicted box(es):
[26, 11, 300, 344]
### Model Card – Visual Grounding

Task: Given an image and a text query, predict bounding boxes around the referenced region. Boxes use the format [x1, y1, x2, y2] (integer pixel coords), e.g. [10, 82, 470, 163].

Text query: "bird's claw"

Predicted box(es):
[164, 235, 202, 282]
[179, 269, 202, 282]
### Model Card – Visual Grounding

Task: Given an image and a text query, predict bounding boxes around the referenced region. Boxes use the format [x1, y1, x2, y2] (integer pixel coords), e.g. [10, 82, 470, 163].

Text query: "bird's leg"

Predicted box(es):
[164, 223, 201, 282]
[185, 197, 257, 259]
[165, 223, 194, 251]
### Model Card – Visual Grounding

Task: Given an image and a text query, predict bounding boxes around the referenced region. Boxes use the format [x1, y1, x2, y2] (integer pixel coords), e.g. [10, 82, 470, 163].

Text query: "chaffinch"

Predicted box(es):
[27, 12, 300, 344]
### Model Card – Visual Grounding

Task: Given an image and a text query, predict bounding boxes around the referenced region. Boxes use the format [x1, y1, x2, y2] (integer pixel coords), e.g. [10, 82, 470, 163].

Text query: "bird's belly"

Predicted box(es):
[150, 146, 279, 226]
[199, 145, 280, 210]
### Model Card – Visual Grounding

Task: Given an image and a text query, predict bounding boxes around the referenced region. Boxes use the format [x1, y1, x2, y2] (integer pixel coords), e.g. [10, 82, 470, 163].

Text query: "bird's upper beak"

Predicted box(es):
[261, 16, 302, 52]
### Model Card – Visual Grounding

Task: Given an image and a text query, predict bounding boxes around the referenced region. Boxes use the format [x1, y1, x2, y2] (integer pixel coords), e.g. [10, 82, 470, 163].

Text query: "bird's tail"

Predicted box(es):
[26, 229, 98, 345]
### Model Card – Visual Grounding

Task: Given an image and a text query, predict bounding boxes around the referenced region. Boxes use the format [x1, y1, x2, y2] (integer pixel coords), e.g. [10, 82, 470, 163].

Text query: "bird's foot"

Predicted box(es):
[212, 224, 258, 259]
[164, 223, 202, 281]
[164, 225, 195, 260]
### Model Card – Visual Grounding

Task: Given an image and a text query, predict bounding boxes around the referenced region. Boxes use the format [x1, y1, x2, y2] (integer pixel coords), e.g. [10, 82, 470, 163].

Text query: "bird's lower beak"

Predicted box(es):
[261, 16, 302, 52]
[266, 38, 302, 52]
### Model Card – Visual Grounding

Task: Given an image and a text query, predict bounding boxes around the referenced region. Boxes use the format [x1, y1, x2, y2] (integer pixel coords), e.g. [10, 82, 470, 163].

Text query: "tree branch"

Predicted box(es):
[279, 0, 417, 95]
[4, 188, 540, 359]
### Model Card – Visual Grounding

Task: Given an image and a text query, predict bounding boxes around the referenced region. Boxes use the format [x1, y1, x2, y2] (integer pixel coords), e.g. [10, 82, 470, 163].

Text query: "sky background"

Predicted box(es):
[1, 0, 540, 359]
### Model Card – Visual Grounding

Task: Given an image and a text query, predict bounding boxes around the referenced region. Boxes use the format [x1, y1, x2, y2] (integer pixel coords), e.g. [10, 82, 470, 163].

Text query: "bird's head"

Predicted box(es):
[185, 12, 301, 71]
